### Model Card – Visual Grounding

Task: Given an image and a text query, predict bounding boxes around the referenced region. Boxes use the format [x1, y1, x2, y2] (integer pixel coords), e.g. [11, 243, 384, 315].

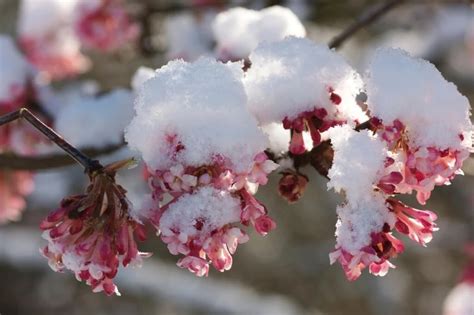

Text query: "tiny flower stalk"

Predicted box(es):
[40, 158, 148, 296]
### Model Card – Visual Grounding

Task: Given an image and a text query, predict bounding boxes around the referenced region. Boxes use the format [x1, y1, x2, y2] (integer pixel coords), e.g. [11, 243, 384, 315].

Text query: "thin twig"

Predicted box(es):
[0, 108, 102, 172]
[328, 0, 404, 49]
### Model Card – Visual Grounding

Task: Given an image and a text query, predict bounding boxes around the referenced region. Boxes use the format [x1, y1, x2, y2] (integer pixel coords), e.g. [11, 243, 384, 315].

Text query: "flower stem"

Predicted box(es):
[0, 108, 103, 173]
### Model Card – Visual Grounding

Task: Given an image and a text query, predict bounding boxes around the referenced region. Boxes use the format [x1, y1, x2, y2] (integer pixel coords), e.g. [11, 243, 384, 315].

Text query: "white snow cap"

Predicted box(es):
[244, 37, 367, 125]
[165, 12, 215, 61]
[213, 6, 306, 60]
[55, 89, 134, 148]
[0, 36, 30, 103]
[327, 125, 387, 205]
[159, 186, 241, 238]
[366, 48, 472, 150]
[261, 123, 291, 155]
[18, 0, 78, 38]
[126, 58, 268, 172]
[335, 193, 395, 254]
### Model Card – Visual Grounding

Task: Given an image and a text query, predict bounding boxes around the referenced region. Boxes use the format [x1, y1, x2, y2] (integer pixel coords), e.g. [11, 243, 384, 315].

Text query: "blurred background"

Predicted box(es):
[0, 0, 473, 314]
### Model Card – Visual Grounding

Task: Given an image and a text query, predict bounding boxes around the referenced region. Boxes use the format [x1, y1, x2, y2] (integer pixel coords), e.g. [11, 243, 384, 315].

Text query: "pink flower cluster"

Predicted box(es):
[330, 198, 438, 281]
[283, 88, 344, 154]
[40, 161, 148, 295]
[75, 0, 140, 53]
[371, 118, 469, 205]
[147, 151, 278, 276]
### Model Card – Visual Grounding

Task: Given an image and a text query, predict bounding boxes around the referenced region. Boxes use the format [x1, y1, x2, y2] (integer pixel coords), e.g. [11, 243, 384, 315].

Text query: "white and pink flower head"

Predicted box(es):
[366, 48, 473, 205]
[326, 126, 439, 280]
[244, 37, 367, 155]
[126, 58, 278, 275]
[40, 159, 149, 295]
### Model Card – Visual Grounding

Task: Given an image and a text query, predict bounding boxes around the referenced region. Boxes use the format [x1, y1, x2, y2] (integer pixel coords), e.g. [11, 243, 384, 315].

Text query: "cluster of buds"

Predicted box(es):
[40, 160, 148, 295]
[283, 88, 344, 155]
[75, 0, 140, 53]
[147, 150, 278, 276]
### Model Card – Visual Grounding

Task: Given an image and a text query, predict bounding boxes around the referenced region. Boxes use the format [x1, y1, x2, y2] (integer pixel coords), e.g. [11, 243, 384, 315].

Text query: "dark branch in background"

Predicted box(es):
[0, 0, 404, 171]
[328, 0, 404, 49]
[0, 109, 103, 173]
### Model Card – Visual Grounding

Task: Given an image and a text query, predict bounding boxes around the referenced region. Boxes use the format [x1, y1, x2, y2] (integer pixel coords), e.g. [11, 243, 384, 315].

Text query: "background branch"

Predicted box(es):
[328, 0, 404, 49]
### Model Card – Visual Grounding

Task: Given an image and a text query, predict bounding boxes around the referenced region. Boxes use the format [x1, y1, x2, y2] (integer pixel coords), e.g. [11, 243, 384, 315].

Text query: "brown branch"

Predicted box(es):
[328, 0, 404, 49]
[0, 108, 103, 172]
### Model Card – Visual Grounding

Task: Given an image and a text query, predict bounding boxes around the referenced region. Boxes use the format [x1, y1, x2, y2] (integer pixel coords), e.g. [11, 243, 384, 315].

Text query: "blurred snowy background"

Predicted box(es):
[0, 0, 473, 314]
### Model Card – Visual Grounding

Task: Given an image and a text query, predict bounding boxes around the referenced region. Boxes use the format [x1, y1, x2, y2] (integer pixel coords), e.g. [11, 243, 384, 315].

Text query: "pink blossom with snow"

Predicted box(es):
[126, 58, 278, 275]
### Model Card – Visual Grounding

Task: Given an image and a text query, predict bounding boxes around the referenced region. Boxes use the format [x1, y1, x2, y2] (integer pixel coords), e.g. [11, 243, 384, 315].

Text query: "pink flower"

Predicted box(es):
[177, 256, 209, 277]
[388, 198, 438, 246]
[40, 160, 148, 296]
[148, 152, 276, 276]
[372, 118, 469, 205]
[283, 90, 347, 155]
[0, 170, 34, 224]
[75, 0, 140, 52]
[331, 224, 405, 281]
[19, 36, 90, 80]
[254, 215, 277, 236]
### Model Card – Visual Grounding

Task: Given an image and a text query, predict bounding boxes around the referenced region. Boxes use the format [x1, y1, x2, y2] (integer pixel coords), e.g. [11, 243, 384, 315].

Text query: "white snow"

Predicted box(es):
[55, 89, 134, 148]
[244, 37, 367, 125]
[327, 125, 387, 205]
[366, 48, 472, 150]
[261, 123, 290, 154]
[159, 186, 241, 238]
[213, 6, 306, 60]
[335, 193, 395, 254]
[126, 58, 268, 173]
